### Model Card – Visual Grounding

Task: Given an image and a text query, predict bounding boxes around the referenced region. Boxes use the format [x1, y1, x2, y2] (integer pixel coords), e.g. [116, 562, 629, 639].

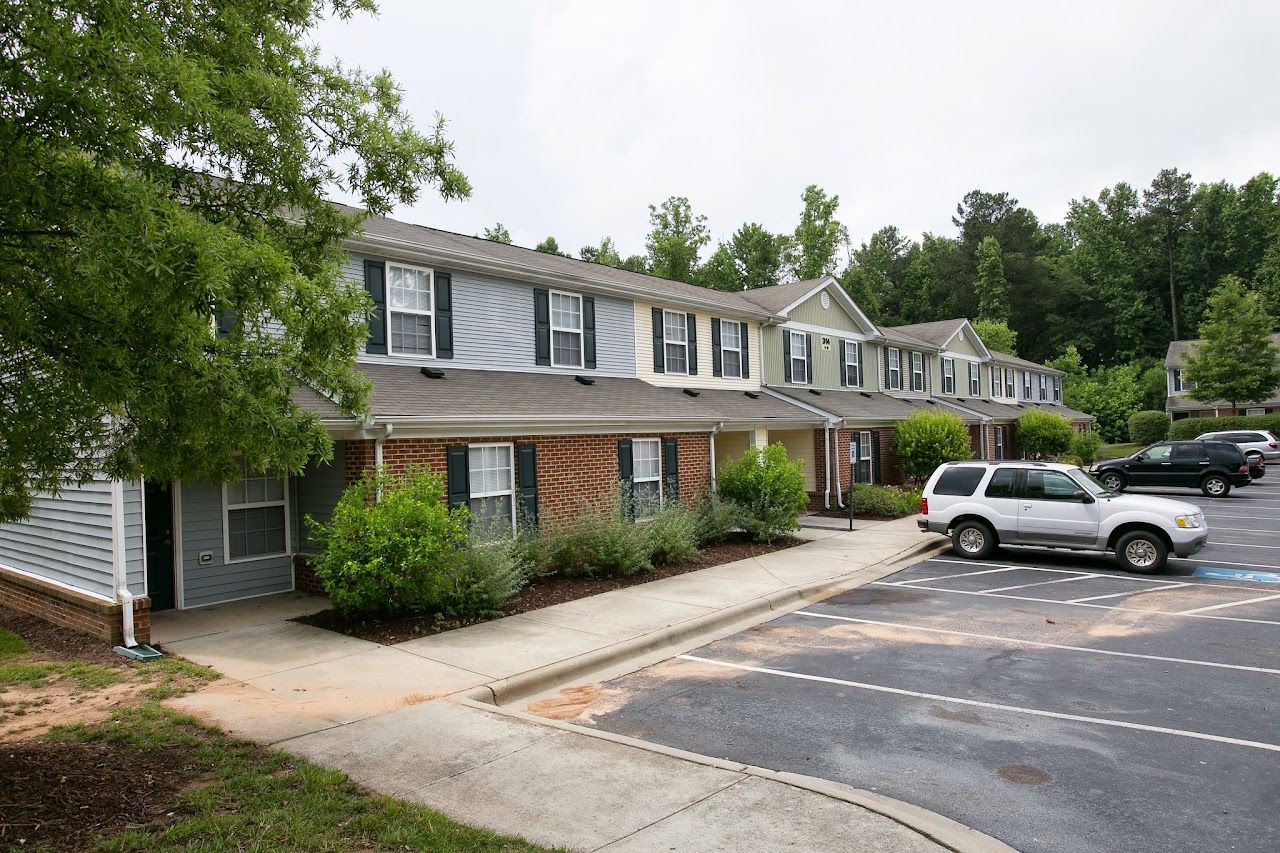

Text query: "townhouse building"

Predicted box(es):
[1164, 333, 1280, 419]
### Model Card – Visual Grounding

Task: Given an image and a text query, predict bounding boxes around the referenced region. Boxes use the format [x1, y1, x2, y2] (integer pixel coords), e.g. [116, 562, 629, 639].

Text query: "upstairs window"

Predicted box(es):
[887, 347, 901, 390]
[1004, 368, 1015, 398]
[969, 362, 981, 396]
[388, 263, 434, 357]
[551, 291, 583, 367]
[224, 460, 288, 561]
[1038, 374, 1048, 401]
[844, 340, 862, 387]
[1172, 369, 1196, 393]
[1022, 371, 1033, 399]
[663, 310, 689, 374]
[910, 351, 925, 392]
[719, 320, 742, 378]
[789, 330, 809, 384]
[1053, 377, 1062, 402]
[990, 365, 1001, 397]
[942, 358, 955, 394]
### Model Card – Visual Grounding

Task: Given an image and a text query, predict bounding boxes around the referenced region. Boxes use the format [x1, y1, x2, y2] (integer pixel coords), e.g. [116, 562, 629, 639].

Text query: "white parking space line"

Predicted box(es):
[922, 558, 1274, 593]
[1068, 583, 1191, 603]
[893, 566, 1021, 585]
[1210, 526, 1280, 534]
[980, 574, 1100, 594]
[1206, 541, 1280, 550]
[1179, 593, 1280, 615]
[677, 654, 1280, 754]
[869, 582, 1280, 627]
[793, 611, 1280, 676]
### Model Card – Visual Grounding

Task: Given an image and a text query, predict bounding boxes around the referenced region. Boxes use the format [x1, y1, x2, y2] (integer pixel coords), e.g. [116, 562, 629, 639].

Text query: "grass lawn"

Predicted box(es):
[1099, 442, 1141, 460]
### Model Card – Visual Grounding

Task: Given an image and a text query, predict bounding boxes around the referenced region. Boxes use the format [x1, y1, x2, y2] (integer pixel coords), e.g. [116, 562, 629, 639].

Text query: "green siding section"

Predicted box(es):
[788, 288, 863, 333]
[763, 326, 872, 391]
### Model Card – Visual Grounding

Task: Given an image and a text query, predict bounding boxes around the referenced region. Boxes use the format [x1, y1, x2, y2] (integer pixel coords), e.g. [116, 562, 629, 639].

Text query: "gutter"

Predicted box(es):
[109, 480, 136, 649]
[708, 421, 725, 493]
[832, 420, 845, 508]
[823, 424, 832, 509]
[373, 421, 394, 499]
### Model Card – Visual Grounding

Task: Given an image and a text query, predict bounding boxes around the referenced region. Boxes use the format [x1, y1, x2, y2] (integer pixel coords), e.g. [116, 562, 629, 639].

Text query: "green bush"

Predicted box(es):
[642, 501, 701, 566]
[1128, 410, 1170, 444]
[1069, 431, 1103, 465]
[847, 483, 922, 518]
[1057, 454, 1083, 467]
[1168, 413, 1280, 440]
[307, 467, 471, 618]
[716, 443, 808, 543]
[894, 411, 972, 482]
[453, 536, 532, 616]
[1015, 410, 1073, 459]
[693, 496, 740, 546]
[535, 496, 652, 579]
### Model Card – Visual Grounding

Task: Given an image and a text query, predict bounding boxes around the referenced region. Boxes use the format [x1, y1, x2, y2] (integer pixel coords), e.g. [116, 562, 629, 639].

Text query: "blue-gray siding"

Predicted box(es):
[0, 479, 118, 600]
[122, 481, 145, 595]
[295, 444, 346, 553]
[179, 480, 293, 608]
[345, 254, 636, 377]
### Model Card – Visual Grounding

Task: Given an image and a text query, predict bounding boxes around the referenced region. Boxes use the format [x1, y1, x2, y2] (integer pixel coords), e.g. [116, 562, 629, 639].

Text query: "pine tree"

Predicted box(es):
[974, 236, 1009, 321]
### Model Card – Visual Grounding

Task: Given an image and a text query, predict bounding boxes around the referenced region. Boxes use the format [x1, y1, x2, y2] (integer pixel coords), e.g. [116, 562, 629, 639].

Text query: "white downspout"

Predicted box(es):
[823, 424, 832, 509]
[110, 480, 137, 648]
[373, 422, 394, 500]
[833, 420, 845, 508]
[709, 421, 725, 494]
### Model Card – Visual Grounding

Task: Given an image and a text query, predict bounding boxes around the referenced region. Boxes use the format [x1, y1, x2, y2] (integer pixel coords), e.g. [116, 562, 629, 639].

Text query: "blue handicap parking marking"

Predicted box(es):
[1193, 567, 1280, 584]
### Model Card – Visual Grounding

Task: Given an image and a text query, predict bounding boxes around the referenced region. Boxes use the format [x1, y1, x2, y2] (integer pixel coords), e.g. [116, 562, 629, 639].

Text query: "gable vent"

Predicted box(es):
[574, 375, 595, 386]
[420, 367, 446, 379]
[683, 388, 700, 397]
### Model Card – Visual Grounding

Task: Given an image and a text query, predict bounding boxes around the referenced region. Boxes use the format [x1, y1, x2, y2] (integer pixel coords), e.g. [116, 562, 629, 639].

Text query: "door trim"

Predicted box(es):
[172, 481, 185, 610]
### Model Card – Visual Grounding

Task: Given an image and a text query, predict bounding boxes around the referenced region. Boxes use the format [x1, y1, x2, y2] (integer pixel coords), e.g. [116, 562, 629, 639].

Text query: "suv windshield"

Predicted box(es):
[1070, 469, 1113, 496]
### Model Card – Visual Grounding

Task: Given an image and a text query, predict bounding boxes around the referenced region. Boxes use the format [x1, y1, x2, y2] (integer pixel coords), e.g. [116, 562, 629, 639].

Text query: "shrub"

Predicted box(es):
[894, 411, 972, 482]
[693, 496, 740, 546]
[1057, 454, 1083, 467]
[847, 483, 922, 518]
[307, 467, 470, 618]
[1069, 431, 1103, 465]
[451, 536, 532, 617]
[1015, 410, 1073, 459]
[716, 443, 808, 543]
[642, 501, 701, 566]
[1128, 410, 1170, 445]
[1168, 413, 1280, 441]
[536, 495, 652, 579]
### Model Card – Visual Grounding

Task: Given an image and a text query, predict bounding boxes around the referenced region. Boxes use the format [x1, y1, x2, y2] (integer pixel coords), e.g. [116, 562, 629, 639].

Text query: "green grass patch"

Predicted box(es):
[1099, 442, 1141, 461]
[0, 628, 28, 657]
[0, 658, 122, 691]
[0, 660, 60, 688]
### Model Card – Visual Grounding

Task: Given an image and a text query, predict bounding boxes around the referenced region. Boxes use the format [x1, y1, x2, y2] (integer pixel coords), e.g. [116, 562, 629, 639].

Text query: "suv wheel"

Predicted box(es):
[1115, 529, 1168, 574]
[1100, 471, 1126, 492]
[1201, 474, 1230, 497]
[952, 520, 996, 559]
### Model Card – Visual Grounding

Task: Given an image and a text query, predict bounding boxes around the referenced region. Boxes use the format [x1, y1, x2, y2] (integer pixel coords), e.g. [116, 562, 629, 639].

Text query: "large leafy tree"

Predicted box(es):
[791, 185, 848, 280]
[1183, 275, 1280, 413]
[972, 319, 1017, 357]
[645, 197, 708, 283]
[698, 222, 790, 291]
[0, 0, 469, 522]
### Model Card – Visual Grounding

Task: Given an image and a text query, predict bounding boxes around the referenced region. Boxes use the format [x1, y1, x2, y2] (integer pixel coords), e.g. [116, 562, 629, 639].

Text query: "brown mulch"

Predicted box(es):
[0, 741, 201, 850]
[0, 606, 126, 668]
[296, 534, 803, 645]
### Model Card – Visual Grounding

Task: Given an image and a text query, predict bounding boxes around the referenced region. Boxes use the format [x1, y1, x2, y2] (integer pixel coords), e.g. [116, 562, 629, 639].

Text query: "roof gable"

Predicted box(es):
[742, 276, 880, 336]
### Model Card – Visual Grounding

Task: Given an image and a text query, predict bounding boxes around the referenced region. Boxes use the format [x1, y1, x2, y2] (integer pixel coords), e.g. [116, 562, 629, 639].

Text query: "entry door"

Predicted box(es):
[1126, 443, 1174, 486]
[1017, 470, 1100, 545]
[144, 481, 176, 611]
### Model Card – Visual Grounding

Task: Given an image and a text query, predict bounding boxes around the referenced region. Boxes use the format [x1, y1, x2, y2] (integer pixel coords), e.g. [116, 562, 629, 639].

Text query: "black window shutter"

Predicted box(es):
[856, 342, 864, 387]
[617, 439, 635, 519]
[805, 333, 814, 384]
[741, 322, 750, 379]
[582, 296, 596, 369]
[662, 438, 679, 503]
[446, 445, 470, 509]
[651, 307, 665, 373]
[884, 348, 890, 389]
[711, 318, 722, 377]
[870, 431, 881, 485]
[434, 271, 453, 359]
[517, 443, 538, 527]
[364, 259, 386, 354]
[686, 313, 698, 375]
[783, 331, 792, 382]
[839, 340, 848, 386]
[533, 289, 550, 366]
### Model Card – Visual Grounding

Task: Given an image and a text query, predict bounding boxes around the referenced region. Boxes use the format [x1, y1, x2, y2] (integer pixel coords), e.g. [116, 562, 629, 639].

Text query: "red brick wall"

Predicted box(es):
[0, 568, 150, 645]
[812, 427, 858, 505]
[875, 427, 905, 485]
[344, 432, 711, 525]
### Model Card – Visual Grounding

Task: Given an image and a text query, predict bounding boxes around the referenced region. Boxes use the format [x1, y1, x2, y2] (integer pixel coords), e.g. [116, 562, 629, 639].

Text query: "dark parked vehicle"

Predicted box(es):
[1092, 440, 1251, 497]
[1248, 455, 1266, 480]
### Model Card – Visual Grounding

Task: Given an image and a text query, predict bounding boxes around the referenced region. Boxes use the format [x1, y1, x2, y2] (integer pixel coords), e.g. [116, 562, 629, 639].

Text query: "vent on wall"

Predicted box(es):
[420, 367, 445, 379]
[683, 388, 700, 397]
[575, 375, 595, 386]
[744, 391, 760, 399]
[808, 389, 822, 396]
[859, 392, 872, 399]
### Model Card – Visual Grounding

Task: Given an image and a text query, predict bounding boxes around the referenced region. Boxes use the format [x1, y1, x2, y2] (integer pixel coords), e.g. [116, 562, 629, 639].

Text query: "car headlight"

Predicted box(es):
[1175, 514, 1203, 529]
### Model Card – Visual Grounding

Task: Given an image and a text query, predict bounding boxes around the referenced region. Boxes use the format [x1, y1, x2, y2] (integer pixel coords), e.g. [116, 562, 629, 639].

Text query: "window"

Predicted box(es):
[720, 319, 742, 378]
[1038, 374, 1048, 401]
[632, 438, 662, 518]
[661, 310, 689, 374]
[887, 348, 901, 390]
[1053, 377, 1062, 402]
[942, 358, 955, 394]
[994, 426, 1006, 459]
[1022, 371, 1033, 399]
[388, 263, 434, 357]
[467, 444, 515, 538]
[1171, 444, 1205, 462]
[550, 291, 584, 367]
[969, 362, 981, 396]
[789, 330, 809, 384]
[1171, 369, 1196, 393]
[1245, 408, 1265, 417]
[854, 430, 872, 483]
[934, 467, 984, 496]
[224, 460, 288, 561]
[1004, 369, 1015, 398]
[990, 366, 1001, 397]
[1024, 470, 1082, 501]
[844, 340, 862, 387]
[985, 467, 1016, 498]
[910, 352, 924, 392]
[1142, 444, 1174, 462]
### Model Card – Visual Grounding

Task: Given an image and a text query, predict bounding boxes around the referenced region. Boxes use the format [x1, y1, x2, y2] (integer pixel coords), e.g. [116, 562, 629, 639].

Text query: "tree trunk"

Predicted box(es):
[1167, 242, 1179, 340]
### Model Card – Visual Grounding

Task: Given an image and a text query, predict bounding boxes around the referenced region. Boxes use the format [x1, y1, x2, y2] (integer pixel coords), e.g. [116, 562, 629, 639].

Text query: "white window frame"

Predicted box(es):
[995, 426, 1006, 459]
[990, 365, 1001, 398]
[1053, 377, 1062, 402]
[1038, 373, 1048, 401]
[789, 330, 809, 384]
[1004, 368, 1015, 398]
[222, 463, 290, 565]
[387, 262, 436, 359]
[719, 319, 743, 379]
[910, 351, 925, 392]
[632, 437, 663, 520]
[661, 309, 690, 375]
[1172, 369, 1196, 393]
[887, 347, 901, 390]
[550, 289, 585, 368]
[942, 357, 955, 395]
[844, 340, 861, 387]
[969, 362, 981, 396]
[467, 442, 516, 537]
[1246, 407, 1266, 417]
[1022, 371, 1033, 399]
[859, 430, 873, 484]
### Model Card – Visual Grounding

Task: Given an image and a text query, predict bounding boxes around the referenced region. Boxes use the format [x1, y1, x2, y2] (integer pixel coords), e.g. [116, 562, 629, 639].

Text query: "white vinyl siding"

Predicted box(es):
[387, 263, 434, 357]
[663, 310, 689, 375]
[468, 444, 515, 538]
[632, 438, 662, 519]
[720, 320, 742, 379]
[550, 290, 584, 368]
[789, 330, 809, 384]
[887, 348, 901, 390]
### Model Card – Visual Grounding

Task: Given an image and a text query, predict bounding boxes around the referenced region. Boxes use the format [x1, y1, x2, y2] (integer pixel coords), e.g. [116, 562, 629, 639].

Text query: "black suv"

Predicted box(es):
[1092, 440, 1250, 497]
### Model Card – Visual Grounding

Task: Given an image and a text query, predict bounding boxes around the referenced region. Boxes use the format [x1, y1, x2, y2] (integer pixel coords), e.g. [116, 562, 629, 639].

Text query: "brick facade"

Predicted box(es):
[0, 568, 150, 645]
[344, 432, 712, 525]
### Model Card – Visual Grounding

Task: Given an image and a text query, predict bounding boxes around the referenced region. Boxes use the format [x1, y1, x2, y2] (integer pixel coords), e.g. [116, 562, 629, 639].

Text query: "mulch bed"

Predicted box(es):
[296, 533, 803, 645]
[814, 509, 910, 522]
[0, 605, 126, 668]
[0, 741, 200, 850]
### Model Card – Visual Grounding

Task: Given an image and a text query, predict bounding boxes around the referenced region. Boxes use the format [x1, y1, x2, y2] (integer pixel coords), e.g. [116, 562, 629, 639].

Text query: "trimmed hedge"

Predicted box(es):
[1168, 413, 1280, 441]
[847, 484, 922, 519]
[1015, 409, 1073, 459]
[1128, 410, 1170, 444]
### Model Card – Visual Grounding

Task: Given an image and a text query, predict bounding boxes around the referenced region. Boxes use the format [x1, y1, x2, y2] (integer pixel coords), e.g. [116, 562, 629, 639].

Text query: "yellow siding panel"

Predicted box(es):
[635, 301, 762, 390]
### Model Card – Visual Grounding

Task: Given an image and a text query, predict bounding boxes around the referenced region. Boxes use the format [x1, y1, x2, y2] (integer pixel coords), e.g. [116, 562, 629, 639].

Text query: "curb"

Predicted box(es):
[454, 697, 1015, 853]
[460, 534, 950, 707]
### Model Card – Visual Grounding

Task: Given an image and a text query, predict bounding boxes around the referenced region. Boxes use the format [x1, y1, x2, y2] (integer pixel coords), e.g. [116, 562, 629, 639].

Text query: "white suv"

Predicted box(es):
[1194, 430, 1280, 463]
[918, 461, 1209, 573]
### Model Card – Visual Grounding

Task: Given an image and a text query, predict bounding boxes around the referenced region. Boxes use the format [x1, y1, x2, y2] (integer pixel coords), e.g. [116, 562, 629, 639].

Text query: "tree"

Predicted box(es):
[697, 223, 789, 291]
[842, 225, 912, 322]
[1015, 411, 1073, 459]
[716, 444, 808, 543]
[579, 237, 622, 267]
[1143, 168, 1194, 339]
[894, 411, 972, 482]
[481, 223, 512, 244]
[0, 0, 469, 522]
[695, 244, 741, 291]
[1183, 276, 1280, 413]
[792, 185, 848, 280]
[645, 197, 708, 283]
[974, 235, 1009, 320]
[972, 319, 1018, 356]
[534, 236, 567, 256]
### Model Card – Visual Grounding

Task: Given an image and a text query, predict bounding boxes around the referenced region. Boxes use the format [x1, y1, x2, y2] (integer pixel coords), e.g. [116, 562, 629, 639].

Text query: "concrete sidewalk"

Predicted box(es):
[163, 518, 1001, 851]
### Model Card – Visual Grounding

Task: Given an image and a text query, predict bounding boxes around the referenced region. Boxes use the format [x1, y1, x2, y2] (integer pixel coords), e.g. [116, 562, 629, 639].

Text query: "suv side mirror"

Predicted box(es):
[1133, 452, 1146, 462]
[1073, 489, 1094, 504]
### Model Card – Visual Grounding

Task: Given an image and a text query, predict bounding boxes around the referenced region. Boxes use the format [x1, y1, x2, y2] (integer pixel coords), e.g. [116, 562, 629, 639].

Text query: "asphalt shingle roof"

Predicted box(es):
[989, 350, 1065, 376]
[885, 319, 968, 348]
[737, 278, 829, 314]
[1165, 333, 1280, 367]
[767, 387, 942, 422]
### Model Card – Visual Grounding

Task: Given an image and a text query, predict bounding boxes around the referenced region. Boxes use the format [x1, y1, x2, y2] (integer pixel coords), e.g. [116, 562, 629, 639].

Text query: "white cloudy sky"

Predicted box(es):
[313, 1, 1280, 257]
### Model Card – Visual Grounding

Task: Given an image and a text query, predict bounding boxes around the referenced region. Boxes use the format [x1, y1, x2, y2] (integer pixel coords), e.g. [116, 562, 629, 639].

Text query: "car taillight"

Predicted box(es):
[1270, 442, 1277, 449]
[1238, 464, 1248, 474]
[921, 497, 929, 515]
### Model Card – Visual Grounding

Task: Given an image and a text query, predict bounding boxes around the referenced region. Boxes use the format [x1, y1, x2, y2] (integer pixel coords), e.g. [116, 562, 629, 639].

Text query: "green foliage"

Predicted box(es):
[642, 502, 702, 566]
[975, 236, 1009, 321]
[894, 411, 972, 483]
[1015, 410, 1074, 458]
[579, 236, 623, 267]
[1059, 360, 1152, 443]
[535, 497, 652, 579]
[792, 185, 849, 280]
[847, 484, 922, 519]
[0, 0, 469, 523]
[646, 197, 709, 283]
[693, 496, 740, 546]
[698, 223, 791, 291]
[1128, 410, 1170, 444]
[480, 223, 512, 244]
[1069, 431, 1104, 465]
[0, 629, 27, 657]
[1168, 413, 1280, 441]
[1183, 275, 1280, 411]
[972, 319, 1018, 357]
[533, 236, 567, 256]
[716, 444, 808, 543]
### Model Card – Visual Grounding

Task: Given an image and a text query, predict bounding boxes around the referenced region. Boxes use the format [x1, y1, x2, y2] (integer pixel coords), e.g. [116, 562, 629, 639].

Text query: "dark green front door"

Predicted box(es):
[144, 481, 175, 611]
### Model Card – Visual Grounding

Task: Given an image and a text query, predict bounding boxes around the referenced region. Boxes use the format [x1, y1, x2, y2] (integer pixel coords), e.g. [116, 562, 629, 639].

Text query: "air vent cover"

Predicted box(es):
[420, 367, 445, 379]
[575, 375, 595, 386]
[683, 388, 700, 397]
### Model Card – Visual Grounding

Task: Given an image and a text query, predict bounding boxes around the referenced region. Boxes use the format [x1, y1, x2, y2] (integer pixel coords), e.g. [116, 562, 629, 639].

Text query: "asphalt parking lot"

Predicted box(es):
[551, 478, 1280, 853]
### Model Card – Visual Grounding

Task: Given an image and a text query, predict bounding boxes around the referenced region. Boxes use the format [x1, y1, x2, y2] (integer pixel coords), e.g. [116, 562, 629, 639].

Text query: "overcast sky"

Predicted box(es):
[313, 1, 1280, 258]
